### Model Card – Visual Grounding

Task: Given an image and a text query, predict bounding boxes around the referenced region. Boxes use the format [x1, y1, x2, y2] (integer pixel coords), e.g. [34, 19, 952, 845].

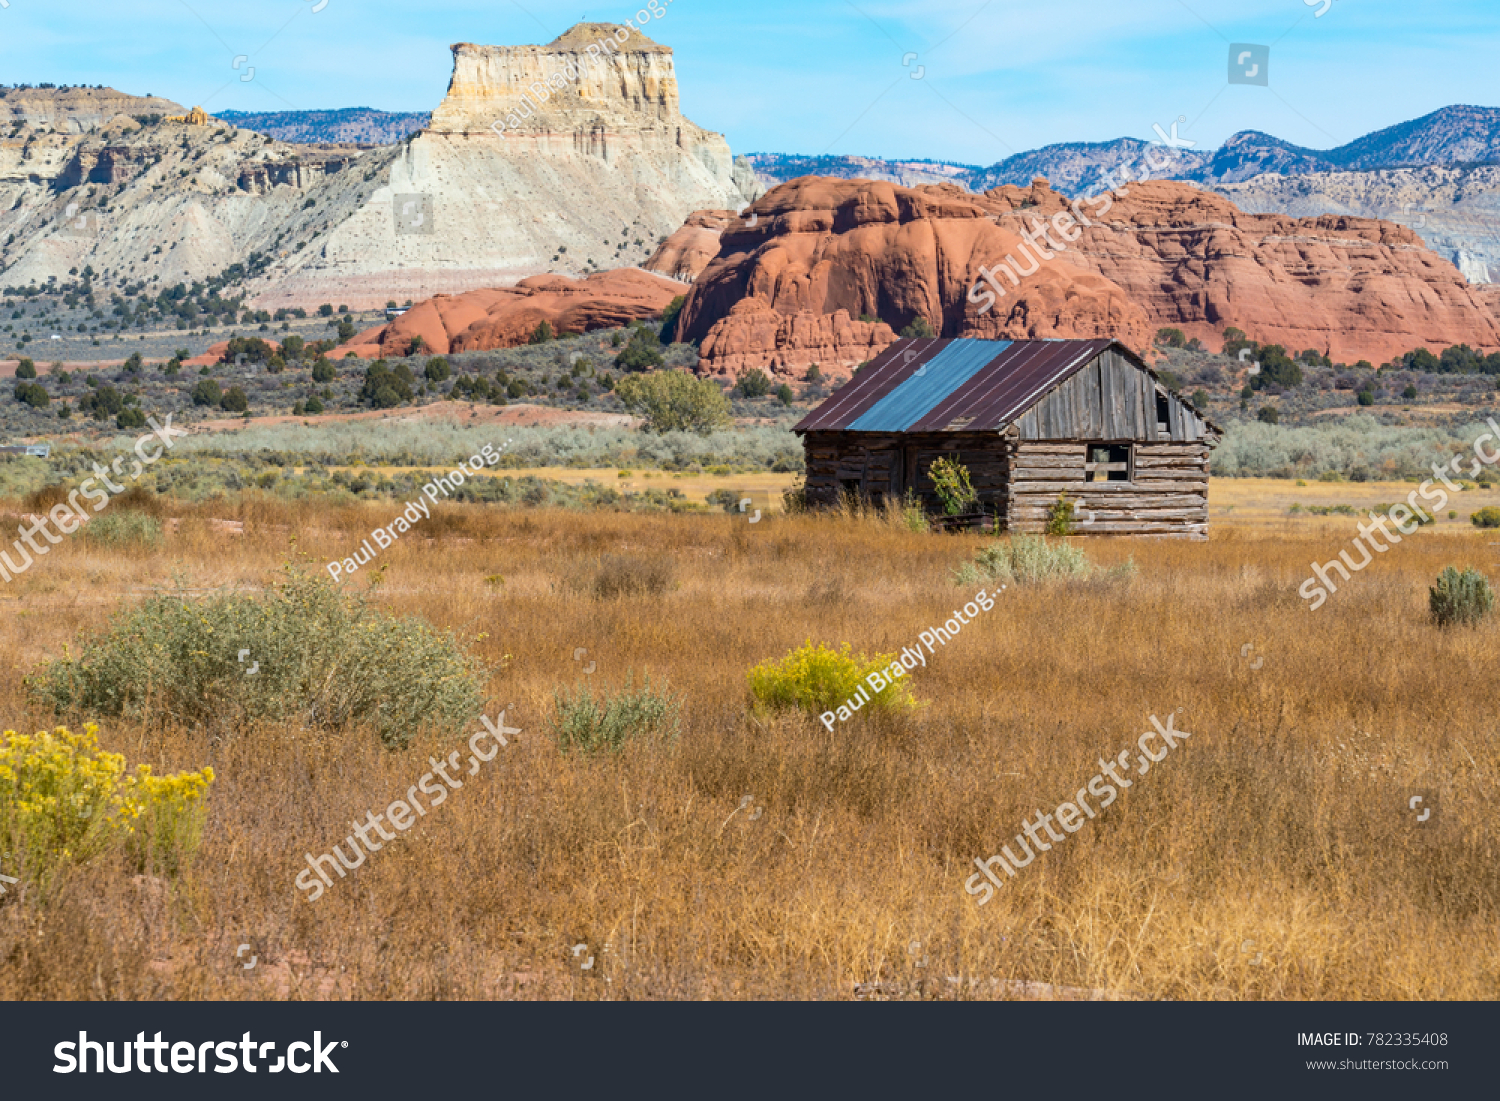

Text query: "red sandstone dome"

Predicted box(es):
[668, 175, 1500, 378]
[333, 270, 684, 358]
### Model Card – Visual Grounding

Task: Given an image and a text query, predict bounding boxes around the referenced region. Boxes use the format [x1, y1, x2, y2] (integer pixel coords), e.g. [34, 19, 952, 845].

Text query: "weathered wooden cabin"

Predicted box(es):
[793, 338, 1221, 538]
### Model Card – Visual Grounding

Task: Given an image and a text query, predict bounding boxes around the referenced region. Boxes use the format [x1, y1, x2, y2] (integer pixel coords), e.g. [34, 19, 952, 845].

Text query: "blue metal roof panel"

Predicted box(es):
[908, 338, 1111, 432]
[791, 338, 944, 433]
[846, 339, 1012, 432]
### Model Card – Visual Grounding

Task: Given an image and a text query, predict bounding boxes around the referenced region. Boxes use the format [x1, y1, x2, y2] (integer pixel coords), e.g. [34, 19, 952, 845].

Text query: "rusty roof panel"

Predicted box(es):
[848, 339, 1013, 432]
[796, 338, 1120, 434]
[907, 339, 1112, 432]
[794, 337, 1224, 439]
[791, 338, 944, 433]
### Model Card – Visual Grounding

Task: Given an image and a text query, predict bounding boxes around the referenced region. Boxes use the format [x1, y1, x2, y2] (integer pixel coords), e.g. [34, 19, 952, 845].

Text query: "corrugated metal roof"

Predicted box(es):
[848, 339, 1012, 432]
[909, 339, 1111, 432]
[793, 338, 1117, 434]
[791, 339, 944, 433]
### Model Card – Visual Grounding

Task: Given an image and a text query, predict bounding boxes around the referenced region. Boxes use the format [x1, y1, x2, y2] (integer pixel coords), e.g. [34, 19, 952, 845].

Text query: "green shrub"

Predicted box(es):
[614, 328, 664, 372]
[84, 511, 163, 549]
[27, 567, 485, 748]
[14, 381, 49, 408]
[954, 534, 1096, 585]
[1369, 503, 1433, 526]
[1471, 507, 1500, 529]
[899, 316, 935, 339]
[614, 370, 731, 434]
[1045, 494, 1075, 536]
[928, 456, 977, 516]
[1429, 566, 1494, 627]
[734, 369, 773, 399]
[549, 673, 681, 754]
[747, 640, 919, 718]
[14, 358, 36, 379]
[191, 378, 222, 406]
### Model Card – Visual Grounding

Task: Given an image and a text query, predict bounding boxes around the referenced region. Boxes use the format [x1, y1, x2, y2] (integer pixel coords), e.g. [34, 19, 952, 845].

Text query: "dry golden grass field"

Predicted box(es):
[0, 479, 1496, 1001]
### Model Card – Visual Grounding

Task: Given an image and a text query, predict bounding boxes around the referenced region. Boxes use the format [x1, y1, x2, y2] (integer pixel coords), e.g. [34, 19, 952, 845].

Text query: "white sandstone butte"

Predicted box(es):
[258, 23, 761, 307]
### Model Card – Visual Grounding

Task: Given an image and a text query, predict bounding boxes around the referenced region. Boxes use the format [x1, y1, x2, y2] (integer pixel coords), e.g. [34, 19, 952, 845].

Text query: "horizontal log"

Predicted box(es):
[1012, 460, 1082, 469]
[1010, 499, 1205, 511]
[1011, 510, 1207, 524]
[1009, 480, 1206, 493]
[1010, 471, 1082, 481]
[1008, 521, 1209, 535]
[1133, 461, 1209, 472]
[1011, 493, 1205, 507]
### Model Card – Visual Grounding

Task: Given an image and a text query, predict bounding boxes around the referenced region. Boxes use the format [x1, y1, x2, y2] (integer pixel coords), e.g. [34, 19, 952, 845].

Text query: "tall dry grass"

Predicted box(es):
[0, 492, 1496, 1000]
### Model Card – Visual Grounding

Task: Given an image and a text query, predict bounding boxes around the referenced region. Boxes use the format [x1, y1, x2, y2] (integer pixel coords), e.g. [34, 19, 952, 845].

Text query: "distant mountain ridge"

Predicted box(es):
[751, 105, 1500, 194]
[744, 153, 979, 190]
[215, 108, 430, 145]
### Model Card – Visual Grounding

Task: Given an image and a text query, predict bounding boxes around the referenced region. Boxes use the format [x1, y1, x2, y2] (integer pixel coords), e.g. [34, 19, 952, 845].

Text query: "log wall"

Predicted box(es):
[802, 431, 1009, 515]
[1005, 440, 1211, 539]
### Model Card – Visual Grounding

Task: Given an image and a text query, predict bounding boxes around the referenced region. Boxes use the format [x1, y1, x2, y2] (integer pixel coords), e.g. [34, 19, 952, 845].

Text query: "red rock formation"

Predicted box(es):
[184, 338, 282, 368]
[677, 177, 1154, 376]
[674, 175, 1500, 374]
[978, 177, 1500, 363]
[642, 209, 735, 283]
[695, 299, 896, 381]
[333, 270, 683, 358]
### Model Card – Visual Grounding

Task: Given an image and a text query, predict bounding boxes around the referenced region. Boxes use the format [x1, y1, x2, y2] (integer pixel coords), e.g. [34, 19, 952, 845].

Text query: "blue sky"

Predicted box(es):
[1, 0, 1494, 164]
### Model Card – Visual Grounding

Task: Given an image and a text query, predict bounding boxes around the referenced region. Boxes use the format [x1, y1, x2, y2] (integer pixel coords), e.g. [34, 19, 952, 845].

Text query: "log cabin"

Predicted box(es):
[792, 338, 1221, 538]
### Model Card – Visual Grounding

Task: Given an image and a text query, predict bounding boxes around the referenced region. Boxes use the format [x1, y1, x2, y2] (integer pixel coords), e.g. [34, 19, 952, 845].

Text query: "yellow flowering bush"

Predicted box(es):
[0, 724, 213, 887]
[748, 641, 919, 719]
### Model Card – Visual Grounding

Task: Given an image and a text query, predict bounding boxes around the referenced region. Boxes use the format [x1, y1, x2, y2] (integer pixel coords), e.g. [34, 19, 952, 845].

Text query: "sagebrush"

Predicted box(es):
[27, 566, 485, 748]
